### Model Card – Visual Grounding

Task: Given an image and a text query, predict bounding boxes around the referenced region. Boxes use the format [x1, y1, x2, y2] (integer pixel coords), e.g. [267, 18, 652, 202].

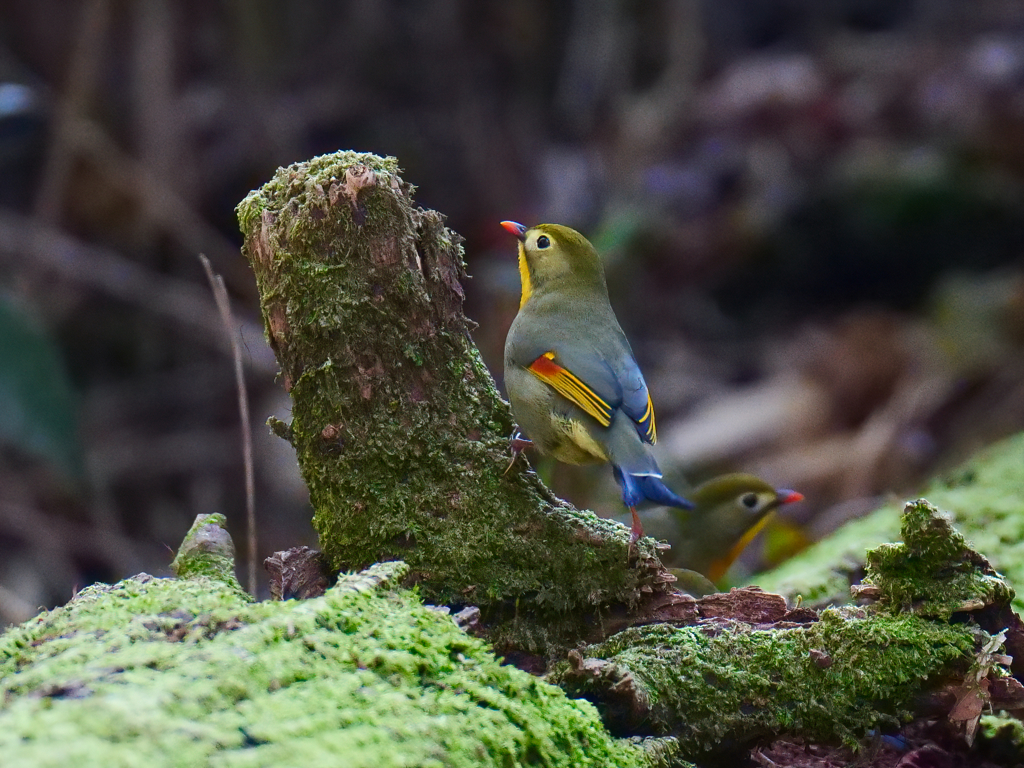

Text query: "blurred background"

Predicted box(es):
[2, 0, 1024, 622]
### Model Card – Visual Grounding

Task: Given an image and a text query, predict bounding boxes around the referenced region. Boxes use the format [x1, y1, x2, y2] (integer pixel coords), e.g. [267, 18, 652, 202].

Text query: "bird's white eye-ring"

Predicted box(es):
[536, 235, 551, 249]
[741, 492, 758, 509]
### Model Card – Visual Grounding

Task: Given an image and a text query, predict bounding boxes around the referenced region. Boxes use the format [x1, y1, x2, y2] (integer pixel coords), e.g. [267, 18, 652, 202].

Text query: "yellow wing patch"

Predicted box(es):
[528, 352, 613, 427]
[638, 392, 657, 444]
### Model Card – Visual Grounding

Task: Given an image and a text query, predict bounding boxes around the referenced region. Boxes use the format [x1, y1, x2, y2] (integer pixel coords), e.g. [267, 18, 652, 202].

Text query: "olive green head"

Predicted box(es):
[692, 473, 802, 525]
[500, 221, 607, 308]
[690, 473, 804, 582]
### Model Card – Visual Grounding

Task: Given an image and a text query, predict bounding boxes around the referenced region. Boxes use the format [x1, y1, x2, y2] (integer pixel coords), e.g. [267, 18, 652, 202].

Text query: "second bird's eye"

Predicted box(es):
[741, 493, 758, 509]
[536, 235, 550, 249]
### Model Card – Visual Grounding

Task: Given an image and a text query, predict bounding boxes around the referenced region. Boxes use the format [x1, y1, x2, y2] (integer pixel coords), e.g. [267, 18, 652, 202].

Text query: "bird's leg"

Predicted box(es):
[503, 430, 533, 475]
[626, 505, 644, 561]
[628, 506, 644, 545]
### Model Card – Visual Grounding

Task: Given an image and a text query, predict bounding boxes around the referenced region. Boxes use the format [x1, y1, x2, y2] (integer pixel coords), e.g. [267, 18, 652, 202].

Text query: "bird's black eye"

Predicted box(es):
[536, 235, 550, 249]
[741, 493, 758, 509]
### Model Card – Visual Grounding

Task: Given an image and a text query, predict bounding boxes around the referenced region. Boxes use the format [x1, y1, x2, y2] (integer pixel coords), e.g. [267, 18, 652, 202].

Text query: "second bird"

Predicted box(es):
[501, 221, 692, 543]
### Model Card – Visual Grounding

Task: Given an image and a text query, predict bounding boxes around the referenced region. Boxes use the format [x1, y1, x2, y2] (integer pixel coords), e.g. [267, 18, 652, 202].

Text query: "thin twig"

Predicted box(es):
[199, 254, 257, 596]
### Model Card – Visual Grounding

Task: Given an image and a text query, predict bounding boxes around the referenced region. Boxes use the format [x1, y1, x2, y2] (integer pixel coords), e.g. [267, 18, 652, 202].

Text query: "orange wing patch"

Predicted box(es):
[528, 352, 613, 427]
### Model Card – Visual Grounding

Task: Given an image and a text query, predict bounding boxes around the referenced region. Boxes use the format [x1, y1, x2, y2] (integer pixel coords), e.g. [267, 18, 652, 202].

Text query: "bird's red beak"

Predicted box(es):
[776, 489, 804, 505]
[500, 221, 528, 241]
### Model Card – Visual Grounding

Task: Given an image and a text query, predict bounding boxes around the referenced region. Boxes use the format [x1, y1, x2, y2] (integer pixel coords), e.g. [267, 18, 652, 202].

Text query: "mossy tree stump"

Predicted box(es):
[237, 152, 670, 649]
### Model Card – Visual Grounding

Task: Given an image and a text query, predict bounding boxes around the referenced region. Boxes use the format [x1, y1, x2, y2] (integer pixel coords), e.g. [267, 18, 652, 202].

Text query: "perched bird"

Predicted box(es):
[619, 473, 803, 591]
[500, 221, 693, 543]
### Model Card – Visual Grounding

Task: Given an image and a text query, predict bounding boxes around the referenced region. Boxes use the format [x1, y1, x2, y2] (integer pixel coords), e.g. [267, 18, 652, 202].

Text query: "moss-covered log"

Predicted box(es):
[549, 501, 1019, 763]
[236, 151, 670, 649]
[551, 613, 976, 757]
[0, 517, 666, 768]
[1, 504, 1016, 767]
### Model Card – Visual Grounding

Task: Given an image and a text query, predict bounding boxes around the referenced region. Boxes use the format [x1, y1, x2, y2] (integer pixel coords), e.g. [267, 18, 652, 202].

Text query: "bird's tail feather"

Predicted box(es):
[613, 466, 693, 509]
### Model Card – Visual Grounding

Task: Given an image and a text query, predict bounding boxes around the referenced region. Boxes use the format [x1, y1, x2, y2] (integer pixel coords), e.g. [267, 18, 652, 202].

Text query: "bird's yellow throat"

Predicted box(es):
[517, 242, 532, 309]
[707, 510, 776, 583]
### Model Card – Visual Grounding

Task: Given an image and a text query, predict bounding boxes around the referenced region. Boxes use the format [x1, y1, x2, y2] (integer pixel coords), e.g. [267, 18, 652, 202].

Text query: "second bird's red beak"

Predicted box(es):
[500, 221, 528, 241]
[776, 489, 804, 505]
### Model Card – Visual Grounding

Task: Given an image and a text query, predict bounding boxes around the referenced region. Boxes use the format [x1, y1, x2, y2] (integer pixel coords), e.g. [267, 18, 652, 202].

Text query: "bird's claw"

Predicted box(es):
[503, 430, 533, 475]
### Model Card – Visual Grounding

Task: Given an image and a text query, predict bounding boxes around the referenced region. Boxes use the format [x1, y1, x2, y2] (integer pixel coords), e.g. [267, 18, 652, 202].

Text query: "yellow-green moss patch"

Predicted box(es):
[863, 499, 1013, 617]
[0, 562, 647, 768]
[551, 610, 977, 758]
[759, 432, 1024, 608]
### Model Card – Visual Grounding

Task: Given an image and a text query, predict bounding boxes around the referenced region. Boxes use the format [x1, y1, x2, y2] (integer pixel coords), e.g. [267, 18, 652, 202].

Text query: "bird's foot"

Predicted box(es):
[503, 430, 533, 475]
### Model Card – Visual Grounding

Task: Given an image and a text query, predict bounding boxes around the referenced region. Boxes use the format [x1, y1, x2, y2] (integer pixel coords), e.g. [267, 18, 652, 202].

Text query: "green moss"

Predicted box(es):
[980, 713, 1024, 764]
[540, 498, 1008, 760]
[170, 513, 244, 591]
[0, 561, 649, 768]
[863, 499, 1013, 617]
[758, 432, 1024, 608]
[633, 737, 692, 768]
[551, 610, 977, 757]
